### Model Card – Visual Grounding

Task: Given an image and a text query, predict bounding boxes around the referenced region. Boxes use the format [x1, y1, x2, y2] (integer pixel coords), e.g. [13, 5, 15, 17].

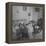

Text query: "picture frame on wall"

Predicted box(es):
[6, 2, 45, 44]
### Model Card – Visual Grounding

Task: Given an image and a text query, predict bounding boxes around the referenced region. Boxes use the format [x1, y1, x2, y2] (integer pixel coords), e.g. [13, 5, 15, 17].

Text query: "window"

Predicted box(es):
[35, 8, 40, 12]
[23, 6, 27, 11]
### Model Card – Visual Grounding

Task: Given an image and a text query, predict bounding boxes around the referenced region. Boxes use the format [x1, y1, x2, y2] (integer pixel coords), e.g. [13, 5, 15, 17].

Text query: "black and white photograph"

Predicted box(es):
[12, 5, 44, 41]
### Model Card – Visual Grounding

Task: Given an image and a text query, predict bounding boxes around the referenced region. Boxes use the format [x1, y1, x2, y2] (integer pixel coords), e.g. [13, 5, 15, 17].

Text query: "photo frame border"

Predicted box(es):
[6, 2, 45, 43]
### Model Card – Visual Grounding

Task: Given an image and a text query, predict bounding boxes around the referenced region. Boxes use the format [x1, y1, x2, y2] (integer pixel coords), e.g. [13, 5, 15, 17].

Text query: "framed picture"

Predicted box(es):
[6, 2, 45, 43]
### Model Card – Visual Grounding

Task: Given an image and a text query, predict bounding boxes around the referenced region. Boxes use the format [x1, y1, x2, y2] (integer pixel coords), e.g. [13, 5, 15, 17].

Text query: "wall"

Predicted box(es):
[12, 6, 32, 22]
[12, 6, 43, 23]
